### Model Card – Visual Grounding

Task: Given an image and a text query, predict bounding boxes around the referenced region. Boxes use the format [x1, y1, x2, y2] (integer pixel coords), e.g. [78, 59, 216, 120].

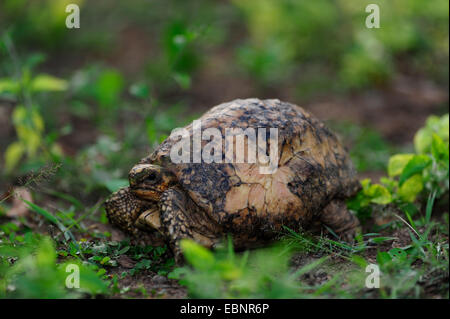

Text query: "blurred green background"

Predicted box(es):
[0, 0, 449, 299]
[0, 0, 448, 202]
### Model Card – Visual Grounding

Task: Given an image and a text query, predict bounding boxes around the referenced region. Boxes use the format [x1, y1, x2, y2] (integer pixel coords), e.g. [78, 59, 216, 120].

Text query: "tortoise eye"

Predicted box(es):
[145, 172, 158, 184]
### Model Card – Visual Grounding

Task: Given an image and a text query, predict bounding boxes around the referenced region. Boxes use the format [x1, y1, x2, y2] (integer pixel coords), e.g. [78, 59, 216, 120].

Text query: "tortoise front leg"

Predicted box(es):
[159, 187, 217, 263]
[319, 199, 360, 241]
[105, 187, 164, 245]
[105, 187, 143, 236]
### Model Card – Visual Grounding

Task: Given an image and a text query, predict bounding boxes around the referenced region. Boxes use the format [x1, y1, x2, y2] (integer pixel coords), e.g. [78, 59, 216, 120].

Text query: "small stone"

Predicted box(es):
[118, 255, 135, 269]
[152, 275, 168, 285]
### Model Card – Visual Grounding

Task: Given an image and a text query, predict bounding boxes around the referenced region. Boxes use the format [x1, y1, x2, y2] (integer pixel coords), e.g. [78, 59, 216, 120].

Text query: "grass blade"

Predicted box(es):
[22, 199, 76, 243]
[425, 188, 437, 224]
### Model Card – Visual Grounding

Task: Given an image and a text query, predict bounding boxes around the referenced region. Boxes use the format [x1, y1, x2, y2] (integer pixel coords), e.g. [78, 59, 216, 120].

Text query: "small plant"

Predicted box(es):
[170, 238, 335, 298]
[0, 234, 108, 298]
[1, 35, 67, 174]
[348, 114, 449, 225]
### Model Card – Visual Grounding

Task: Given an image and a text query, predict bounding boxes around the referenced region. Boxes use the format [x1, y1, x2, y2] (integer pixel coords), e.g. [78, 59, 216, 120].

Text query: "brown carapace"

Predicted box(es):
[105, 98, 361, 262]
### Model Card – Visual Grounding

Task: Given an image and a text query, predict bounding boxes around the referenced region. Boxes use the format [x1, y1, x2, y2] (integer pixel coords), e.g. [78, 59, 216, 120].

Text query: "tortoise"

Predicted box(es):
[105, 98, 360, 262]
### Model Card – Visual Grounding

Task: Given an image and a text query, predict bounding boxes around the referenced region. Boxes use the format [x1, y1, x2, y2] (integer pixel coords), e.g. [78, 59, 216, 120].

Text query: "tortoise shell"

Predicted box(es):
[137, 98, 359, 236]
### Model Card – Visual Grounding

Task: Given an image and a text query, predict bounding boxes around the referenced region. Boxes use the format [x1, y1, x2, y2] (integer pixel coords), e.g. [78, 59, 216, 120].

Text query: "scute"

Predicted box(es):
[140, 98, 359, 235]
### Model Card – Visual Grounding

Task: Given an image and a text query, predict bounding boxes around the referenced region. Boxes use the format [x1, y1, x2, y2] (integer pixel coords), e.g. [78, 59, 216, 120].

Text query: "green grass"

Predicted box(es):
[2, 188, 446, 299]
[168, 215, 448, 299]
[0, 194, 176, 298]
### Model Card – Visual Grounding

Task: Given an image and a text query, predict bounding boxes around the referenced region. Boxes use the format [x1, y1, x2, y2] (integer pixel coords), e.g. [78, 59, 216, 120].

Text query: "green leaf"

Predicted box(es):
[95, 69, 124, 107]
[398, 174, 423, 203]
[0, 78, 20, 94]
[173, 72, 191, 90]
[12, 106, 45, 156]
[104, 179, 129, 193]
[437, 114, 449, 141]
[414, 114, 449, 154]
[117, 246, 130, 255]
[399, 155, 431, 185]
[388, 154, 414, 177]
[180, 239, 215, 270]
[22, 199, 57, 224]
[360, 178, 371, 189]
[350, 255, 368, 268]
[414, 127, 432, 154]
[370, 236, 397, 244]
[30, 74, 68, 92]
[59, 261, 109, 295]
[129, 83, 150, 99]
[388, 248, 407, 261]
[376, 251, 392, 266]
[216, 260, 242, 280]
[36, 237, 56, 268]
[365, 184, 392, 205]
[4, 141, 25, 173]
[431, 133, 449, 161]
[22, 199, 76, 243]
[380, 177, 397, 190]
[347, 191, 370, 210]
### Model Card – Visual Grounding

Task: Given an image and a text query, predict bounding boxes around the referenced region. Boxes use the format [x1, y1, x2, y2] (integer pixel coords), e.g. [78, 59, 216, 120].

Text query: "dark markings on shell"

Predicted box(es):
[137, 99, 358, 238]
[131, 98, 359, 240]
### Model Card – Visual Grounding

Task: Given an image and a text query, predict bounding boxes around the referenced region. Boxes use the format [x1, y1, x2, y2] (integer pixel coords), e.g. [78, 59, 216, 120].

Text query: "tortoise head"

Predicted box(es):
[129, 164, 177, 201]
